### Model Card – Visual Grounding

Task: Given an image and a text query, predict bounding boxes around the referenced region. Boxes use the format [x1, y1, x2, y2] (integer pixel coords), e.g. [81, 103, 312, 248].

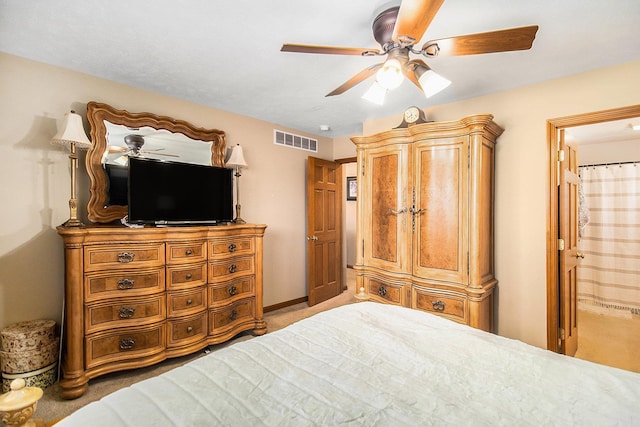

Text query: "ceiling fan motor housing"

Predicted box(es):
[373, 7, 399, 48]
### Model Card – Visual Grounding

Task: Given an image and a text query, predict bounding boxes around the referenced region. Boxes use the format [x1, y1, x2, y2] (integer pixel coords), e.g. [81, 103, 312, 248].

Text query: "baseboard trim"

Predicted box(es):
[264, 296, 308, 313]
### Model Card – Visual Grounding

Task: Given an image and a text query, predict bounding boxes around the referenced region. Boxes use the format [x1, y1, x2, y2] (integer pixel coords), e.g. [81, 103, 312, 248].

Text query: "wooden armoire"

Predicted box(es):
[351, 114, 503, 332]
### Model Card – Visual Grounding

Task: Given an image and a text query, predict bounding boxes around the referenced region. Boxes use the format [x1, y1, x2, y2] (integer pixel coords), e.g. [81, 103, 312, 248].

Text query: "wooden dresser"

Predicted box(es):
[57, 223, 266, 399]
[352, 115, 503, 332]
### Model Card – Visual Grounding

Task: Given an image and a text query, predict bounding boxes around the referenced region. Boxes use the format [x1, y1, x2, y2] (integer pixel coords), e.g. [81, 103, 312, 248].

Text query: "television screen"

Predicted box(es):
[128, 157, 233, 225]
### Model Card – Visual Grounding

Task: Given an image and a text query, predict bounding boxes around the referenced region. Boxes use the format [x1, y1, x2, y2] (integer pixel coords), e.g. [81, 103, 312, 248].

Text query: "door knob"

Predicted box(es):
[307, 236, 318, 241]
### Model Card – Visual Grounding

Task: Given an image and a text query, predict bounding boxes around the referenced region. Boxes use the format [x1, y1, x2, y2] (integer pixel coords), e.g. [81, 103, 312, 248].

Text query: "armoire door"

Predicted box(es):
[412, 137, 469, 284]
[361, 144, 411, 273]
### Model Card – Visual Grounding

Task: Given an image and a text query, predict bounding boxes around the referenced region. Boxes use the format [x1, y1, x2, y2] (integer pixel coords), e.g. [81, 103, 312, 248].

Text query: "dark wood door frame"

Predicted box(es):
[546, 104, 640, 352]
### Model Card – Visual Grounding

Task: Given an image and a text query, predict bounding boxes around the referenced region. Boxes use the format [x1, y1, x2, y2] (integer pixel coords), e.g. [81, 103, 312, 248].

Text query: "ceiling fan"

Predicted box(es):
[281, 0, 538, 104]
[106, 134, 179, 165]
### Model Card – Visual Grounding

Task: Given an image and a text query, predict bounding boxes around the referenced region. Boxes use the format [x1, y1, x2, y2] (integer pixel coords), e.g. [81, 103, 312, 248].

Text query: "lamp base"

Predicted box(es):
[233, 218, 246, 224]
[62, 218, 86, 228]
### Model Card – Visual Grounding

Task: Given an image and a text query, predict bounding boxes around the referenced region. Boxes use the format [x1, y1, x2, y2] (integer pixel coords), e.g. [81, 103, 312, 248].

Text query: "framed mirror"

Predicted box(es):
[86, 101, 227, 223]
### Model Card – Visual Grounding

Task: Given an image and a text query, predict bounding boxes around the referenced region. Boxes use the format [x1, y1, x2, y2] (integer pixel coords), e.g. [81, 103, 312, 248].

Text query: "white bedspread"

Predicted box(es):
[57, 302, 640, 426]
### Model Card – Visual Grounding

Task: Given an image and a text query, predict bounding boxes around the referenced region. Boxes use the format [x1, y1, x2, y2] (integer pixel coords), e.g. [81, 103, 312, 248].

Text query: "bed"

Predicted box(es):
[56, 302, 640, 426]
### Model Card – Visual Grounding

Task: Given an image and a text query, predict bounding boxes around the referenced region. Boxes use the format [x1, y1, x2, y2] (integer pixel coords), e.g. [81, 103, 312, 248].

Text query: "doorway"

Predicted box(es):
[546, 105, 640, 367]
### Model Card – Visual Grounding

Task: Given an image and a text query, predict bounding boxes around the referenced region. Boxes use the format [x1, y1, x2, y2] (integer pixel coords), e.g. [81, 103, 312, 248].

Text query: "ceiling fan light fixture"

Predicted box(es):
[376, 58, 404, 90]
[415, 64, 451, 98]
[362, 81, 387, 105]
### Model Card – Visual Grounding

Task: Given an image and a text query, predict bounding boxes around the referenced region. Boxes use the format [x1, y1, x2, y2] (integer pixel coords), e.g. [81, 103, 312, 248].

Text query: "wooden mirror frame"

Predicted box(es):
[85, 101, 227, 223]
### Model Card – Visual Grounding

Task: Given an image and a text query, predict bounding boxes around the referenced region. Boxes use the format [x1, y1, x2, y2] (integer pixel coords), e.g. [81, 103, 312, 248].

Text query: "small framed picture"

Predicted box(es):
[347, 176, 357, 201]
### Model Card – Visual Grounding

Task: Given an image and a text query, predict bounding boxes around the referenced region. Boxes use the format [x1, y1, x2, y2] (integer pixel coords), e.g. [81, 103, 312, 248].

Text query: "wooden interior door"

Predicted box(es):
[412, 138, 468, 283]
[558, 129, 580, 356]
[306, 157, 342, 306]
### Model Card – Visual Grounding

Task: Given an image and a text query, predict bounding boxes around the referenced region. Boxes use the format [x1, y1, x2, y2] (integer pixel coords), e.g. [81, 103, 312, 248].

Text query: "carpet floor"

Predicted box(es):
[36, 270, 356, 424]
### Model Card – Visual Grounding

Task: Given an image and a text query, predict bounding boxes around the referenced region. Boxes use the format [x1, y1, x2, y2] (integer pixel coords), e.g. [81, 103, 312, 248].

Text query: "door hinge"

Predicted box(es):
[559, 327, 566, 340]
[361, 160, 365, 177]
[557, 150, 565, 162]
[557, 238, 565, 251]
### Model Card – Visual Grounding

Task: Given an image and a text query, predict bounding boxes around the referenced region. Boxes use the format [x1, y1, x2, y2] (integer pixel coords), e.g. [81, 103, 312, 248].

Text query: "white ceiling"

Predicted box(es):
[1, 0, 639, 138]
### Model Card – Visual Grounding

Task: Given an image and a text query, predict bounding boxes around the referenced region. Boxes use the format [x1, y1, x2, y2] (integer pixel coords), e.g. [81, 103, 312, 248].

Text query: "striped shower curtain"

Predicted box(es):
[578, 163, 640, 318]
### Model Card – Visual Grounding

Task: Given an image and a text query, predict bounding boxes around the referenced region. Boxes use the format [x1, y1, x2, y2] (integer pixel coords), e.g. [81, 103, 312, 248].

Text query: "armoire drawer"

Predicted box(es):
[166, 262, 207, 289]
[85, 295, 166, 334]
[167, 287, 207, 318]
[412, 287, 466, 322]
[167, 312, 208, 348]
[166, 240, 207, 264]
[208, 256, 254, 281]
[367, 279, 405, 305]
[85, 323, 166, 369]
[208, 276, 254, 307]
[84, 268, 165, 301]
[209, 237, 254, 258]
[208, 298, 255, 333]
[84, 243, 165, 272]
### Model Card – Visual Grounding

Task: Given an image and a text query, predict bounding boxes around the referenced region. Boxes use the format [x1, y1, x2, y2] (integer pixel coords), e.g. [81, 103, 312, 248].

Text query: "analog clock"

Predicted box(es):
[395, 106, 428, 128]
[404, 106, 420, 124]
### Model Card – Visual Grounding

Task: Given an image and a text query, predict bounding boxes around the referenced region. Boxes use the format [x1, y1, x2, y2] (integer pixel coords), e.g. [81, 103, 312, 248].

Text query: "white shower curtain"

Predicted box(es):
[578, 163, 640, 318]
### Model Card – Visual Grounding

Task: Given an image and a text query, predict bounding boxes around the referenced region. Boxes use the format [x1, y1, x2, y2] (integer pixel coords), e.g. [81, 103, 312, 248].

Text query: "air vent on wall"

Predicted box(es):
[274, 130, 317, 153]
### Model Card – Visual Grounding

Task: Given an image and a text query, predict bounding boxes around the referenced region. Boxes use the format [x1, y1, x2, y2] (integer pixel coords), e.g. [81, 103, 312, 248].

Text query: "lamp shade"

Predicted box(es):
[361, 81, 387, 105]
[51, 111, 92, 150]
[415, 65, 451, 98]
[375, 58, 404, 90]
[226, 144, 248, 168]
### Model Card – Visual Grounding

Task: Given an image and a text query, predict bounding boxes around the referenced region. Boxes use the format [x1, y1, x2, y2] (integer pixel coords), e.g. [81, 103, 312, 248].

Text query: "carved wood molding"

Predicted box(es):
[85, 102, 227, 223]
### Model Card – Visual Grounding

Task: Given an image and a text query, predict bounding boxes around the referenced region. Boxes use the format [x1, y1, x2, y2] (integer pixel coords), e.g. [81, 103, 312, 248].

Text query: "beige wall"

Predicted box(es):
[0, 52, 334, 330]
[363, 60, 640, 348]
[578, 139, 640, 165]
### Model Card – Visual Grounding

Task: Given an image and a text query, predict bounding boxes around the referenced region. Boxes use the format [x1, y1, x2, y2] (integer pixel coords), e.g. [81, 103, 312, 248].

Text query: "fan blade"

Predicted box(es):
[422, 25, 539, 56]
[281, 43, 375, 56]
[108, 146, 129, 153]
[326, 63, 383, 97]
[393, 0, 445, 45]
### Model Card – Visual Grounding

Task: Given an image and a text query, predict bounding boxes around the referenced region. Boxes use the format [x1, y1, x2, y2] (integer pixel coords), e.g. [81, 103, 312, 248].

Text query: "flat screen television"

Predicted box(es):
[128, 157, 233, 225]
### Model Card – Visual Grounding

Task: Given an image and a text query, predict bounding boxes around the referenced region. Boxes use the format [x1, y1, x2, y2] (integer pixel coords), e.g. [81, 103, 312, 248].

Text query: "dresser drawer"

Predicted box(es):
[166, 241, 207, 264]
[166, 262, 207, 290]
[366, 278, 405, 305]
[85, 296, 166, 334]
[84, 268, 165, 302]
[84, 243, 165, 272]
[85, 323, 166, 369]
[208, 256, 254, 281]
[167, 313, 207, 348]
[167, 287, 207, 318]
[209, 237, 254, 259]
[208, 276, 254, 307]
[208, 298, 255, 333]
[412, 287, 466, 322]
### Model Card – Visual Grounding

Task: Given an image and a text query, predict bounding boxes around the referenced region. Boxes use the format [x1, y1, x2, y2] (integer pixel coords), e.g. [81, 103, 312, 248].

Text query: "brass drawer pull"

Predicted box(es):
[378, 286, 387, 297]
[185, 249, 193, 256]
[186, 299, 193, 305]
[228, 264, 237, 273]
[228, 243, 236, 253]
[119, 307, 136, 318]
[117, 252, 135, 263]
[117, 279, 135, 290]
[228, 285, 238, 296]
[229, 309, 238, 320]
[187, 326, 193, 333]
[432, 300, 446, 311]
[186, 273, 193, 279]
[119, 337, 136, 350]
